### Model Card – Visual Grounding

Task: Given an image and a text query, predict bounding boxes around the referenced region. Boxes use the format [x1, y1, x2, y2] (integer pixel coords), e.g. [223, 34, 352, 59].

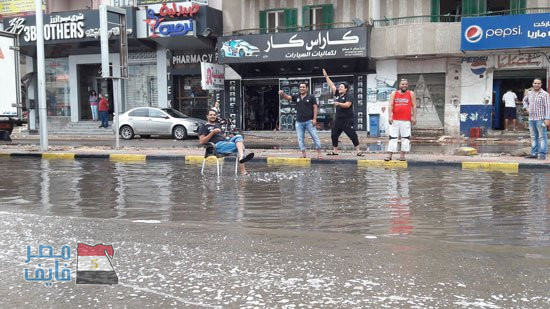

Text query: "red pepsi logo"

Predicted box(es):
[465, 25, 483, 43]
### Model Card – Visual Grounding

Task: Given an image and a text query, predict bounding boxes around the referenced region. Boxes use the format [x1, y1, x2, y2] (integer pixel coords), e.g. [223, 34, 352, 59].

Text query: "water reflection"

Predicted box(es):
[0, 158, 549, 246]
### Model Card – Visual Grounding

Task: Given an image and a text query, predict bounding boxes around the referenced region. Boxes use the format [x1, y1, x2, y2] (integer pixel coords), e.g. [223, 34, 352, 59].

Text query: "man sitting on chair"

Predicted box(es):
[198, 109, 254, 175]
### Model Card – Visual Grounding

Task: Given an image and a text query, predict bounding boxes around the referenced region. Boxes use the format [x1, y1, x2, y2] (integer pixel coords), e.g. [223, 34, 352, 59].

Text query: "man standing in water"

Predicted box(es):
[386, 79, 417, 161]
[323, 69, 364, 156]
[278, 83, 322, 159]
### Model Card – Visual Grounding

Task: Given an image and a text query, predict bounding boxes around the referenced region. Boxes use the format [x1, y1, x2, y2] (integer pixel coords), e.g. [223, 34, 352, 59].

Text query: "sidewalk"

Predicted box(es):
[0, 142, 547, 171]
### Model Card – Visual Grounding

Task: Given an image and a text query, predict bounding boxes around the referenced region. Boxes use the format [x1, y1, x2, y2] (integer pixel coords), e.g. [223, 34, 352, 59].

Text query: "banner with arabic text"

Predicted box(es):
[217, 27, 368, 63]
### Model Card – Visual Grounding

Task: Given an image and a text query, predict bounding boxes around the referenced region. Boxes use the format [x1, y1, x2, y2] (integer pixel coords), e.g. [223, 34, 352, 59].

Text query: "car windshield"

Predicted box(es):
[162, 108, 188, 118]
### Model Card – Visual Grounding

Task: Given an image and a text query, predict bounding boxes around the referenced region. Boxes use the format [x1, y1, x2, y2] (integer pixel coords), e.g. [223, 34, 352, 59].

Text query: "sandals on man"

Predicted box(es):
[239, 153, 254, 164]
[384, 157, 392, 161]
[356, 152, 365, 157]
[326, 151, 339, 156]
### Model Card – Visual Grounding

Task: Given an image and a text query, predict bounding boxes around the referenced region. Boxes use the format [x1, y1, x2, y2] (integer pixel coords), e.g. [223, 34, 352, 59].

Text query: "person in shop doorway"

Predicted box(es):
[522, 78, 550, 160]
[502, 89, 518, 131]
[212, 100, 221, 115]
[322, 69, 364, 157]
[385, 79, 417, 161]
[89, 90, 98, 121]
[198, 109, 254, 175]
[98, 94, 110, 128]
[278, 83, 322, 159]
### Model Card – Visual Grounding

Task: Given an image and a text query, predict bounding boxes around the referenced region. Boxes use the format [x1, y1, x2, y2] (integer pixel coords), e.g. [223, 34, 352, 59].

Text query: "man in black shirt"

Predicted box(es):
[198, 109, 254, 174]
[278, 83, 322, 158]
[323, 69, 363, 156]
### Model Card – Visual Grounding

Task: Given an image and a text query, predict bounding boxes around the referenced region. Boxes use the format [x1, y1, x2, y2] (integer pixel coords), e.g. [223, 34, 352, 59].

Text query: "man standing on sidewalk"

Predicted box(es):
[278, 83, 321, 159]
[523, 78, 550, 160]
[385, 79, 417, 161]
[98, 94, 109, 128]
[503, 89, 518, 131]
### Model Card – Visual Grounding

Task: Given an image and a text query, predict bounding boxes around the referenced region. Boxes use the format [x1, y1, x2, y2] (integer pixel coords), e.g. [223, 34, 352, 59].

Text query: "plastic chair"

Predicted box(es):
[201, 142, 239, 176]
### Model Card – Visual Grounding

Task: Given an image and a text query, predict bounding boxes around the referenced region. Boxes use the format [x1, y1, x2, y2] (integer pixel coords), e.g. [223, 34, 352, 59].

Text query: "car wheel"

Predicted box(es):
[173, 125, 187, 140]
[239, 49, 245, 57]
[140, 135, 151, 138]
[120, 125, 134, 140]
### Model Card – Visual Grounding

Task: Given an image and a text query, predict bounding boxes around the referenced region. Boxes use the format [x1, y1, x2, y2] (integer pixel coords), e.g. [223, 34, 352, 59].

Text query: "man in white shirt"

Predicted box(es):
[502, 89, 518, 131]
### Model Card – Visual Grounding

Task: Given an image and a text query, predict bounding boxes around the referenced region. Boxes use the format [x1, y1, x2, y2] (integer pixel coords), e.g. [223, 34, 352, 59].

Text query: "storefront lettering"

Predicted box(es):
[265, 30, 359, 52]
[6, 16, 85, 42]
[205, 67, 223, 86]
[533, 21, 550, 27]
[497, 54, 542, 68]
[460, 56, 488, 63]
[172, 53, 216, 64]
[527, 30, 550, 39]
[144, 2, 200, 38]
[159, 2, 200, 18]
[284, 50, 337, 59]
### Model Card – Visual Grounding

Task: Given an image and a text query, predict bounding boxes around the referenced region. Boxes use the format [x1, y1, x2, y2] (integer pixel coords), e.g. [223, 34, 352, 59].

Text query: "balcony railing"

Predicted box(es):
[373, 7, 550, 27]
[226, 22, 365, 36]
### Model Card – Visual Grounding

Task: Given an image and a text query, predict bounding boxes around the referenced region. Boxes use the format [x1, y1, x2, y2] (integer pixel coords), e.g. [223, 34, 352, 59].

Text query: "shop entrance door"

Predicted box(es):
[78, 64, 113, 121]
[492, 69, 547, 130]
[242, 79, 279, 130]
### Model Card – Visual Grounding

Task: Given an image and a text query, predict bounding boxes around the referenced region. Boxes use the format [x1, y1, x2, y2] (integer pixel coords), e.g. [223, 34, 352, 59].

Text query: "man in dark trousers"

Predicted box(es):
[323, 69, 364, 156]
[278, 83, 322, 158]
[98, 94, 109, 128]
[198, 109, 254, 174]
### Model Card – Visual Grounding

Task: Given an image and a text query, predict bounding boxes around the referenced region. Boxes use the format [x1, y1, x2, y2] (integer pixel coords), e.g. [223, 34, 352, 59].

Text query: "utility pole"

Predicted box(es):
[35, 0, 48, 151]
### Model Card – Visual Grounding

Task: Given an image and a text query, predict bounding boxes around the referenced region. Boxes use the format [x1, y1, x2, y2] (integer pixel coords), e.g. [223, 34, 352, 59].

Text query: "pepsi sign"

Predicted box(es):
[461, 13, 550, 51]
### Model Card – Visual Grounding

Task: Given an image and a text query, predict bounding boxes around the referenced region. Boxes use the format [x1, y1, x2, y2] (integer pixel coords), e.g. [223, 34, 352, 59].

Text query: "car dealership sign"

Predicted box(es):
[217, 27, 368, 63]
[461, 13, 550, 51]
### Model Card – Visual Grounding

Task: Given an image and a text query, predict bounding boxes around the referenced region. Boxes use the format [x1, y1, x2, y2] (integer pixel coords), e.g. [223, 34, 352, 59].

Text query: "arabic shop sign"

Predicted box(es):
[5, 13, 86, 42]
[217, 27, 367, 63]
[144, 2, 200, 37]
[461, 13, 550, 51]
[201, 62, 224, 90]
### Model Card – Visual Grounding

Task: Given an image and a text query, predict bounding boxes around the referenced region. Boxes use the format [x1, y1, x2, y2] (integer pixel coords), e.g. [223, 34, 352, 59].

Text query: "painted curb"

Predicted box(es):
[146, 155, 185, 161]
[357, 160, 407, 168]
[42, 153, 75, 160]
[267, 157, 311, 166]
[109, 154, 147, 162]
[462, 162, 519, 172]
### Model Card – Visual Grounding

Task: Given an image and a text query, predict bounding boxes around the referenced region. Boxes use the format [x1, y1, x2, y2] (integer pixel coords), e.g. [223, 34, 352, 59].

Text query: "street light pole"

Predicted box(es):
[35, 0, 48, 151]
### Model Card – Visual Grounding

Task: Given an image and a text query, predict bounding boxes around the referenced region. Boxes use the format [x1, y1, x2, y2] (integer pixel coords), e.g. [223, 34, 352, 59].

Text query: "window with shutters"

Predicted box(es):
[302, 4, 333, 30]
[431, 0, 525, 20]
[267, 10, 285, 32]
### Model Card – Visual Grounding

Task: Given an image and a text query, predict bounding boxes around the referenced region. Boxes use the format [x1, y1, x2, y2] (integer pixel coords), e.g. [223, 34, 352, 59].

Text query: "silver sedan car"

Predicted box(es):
[118, 107, 206, 140]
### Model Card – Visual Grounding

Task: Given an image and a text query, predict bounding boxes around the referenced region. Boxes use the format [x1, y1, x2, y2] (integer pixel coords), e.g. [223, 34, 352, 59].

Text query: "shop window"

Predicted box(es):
[302, 4, 334, 30]
[173, 76, 213, 119]
[259, 9, 297, 33]
[45, 58, 70, 117]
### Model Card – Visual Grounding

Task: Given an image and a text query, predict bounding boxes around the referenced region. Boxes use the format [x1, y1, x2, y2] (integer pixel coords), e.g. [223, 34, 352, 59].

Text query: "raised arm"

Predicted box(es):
[322, 69, 337, 94]
[278, 90, 292, 101]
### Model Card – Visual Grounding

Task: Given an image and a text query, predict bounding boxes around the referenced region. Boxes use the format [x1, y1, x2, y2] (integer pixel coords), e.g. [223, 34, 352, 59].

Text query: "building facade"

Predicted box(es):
[3, 0, 222, 130]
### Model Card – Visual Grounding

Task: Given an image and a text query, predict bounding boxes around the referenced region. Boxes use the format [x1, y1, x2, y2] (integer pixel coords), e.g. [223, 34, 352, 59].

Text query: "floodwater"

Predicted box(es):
[1, 158, 549, 307]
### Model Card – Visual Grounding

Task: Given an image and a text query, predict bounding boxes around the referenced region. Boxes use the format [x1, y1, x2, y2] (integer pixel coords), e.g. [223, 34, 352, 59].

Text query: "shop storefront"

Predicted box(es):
[2, 8, 159, 124]
[459, 13, 550, 136]
[136, 1, 223, 119]
[217, 26, 371, 131]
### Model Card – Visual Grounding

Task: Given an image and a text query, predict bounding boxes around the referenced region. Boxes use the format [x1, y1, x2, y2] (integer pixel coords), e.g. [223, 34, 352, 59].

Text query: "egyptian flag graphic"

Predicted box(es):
[76, 243, 118, 285]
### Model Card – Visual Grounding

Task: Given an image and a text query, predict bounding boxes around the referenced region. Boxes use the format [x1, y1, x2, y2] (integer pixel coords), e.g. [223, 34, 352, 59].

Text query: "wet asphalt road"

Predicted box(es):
[1, 159, 549, 307]
[2, 212, 549, 308]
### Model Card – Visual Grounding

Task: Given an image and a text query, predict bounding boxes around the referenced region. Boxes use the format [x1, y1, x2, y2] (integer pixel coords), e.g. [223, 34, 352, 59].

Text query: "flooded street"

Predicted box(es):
[1, 158, 549, 307]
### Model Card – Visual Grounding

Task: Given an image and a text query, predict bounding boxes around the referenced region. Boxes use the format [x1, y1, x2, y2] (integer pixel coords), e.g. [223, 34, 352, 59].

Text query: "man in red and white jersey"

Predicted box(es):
[385, 79, 417, 161]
